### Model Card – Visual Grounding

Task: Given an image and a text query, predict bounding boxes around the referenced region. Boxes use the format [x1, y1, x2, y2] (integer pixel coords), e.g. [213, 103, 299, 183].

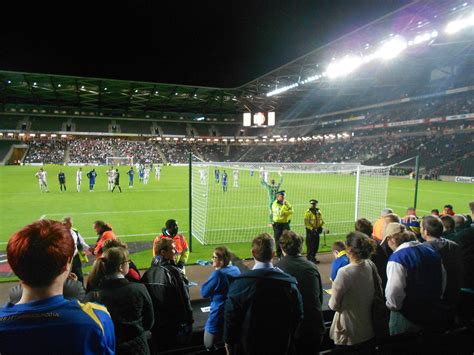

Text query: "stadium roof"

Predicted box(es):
[0, 0, 472, 123]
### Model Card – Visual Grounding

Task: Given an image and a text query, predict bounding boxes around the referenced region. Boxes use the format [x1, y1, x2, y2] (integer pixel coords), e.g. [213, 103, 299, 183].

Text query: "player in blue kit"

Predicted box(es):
[139, 165, 145, 183]
[222, 170, 228, 192]
[127, 167, 135, 188]
[86, 169, 97, 192]
[214, 168, 220, 183]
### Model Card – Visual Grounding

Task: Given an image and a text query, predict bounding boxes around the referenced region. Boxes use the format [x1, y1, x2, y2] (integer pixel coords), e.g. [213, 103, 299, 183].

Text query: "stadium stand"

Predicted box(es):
[23, 140, 67, 164]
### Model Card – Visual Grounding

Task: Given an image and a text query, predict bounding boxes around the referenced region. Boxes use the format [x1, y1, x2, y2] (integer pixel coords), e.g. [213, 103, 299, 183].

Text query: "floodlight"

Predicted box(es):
[327, 55, 363, 78]
[376, 36, 407, 60]
[7, 80, 11, 84]
[445, 14, 474, 34]
[57, 84, 61, 88]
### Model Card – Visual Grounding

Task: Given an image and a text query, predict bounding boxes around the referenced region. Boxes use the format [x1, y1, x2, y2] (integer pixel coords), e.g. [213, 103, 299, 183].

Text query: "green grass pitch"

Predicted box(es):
[0, 164, 472, 274]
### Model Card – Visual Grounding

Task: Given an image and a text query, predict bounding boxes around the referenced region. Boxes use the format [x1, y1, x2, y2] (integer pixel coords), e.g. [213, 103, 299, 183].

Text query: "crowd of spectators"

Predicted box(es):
[23, 140, 67, 164]
[68, 138, 115, 164]
[1, 200, 473, 353]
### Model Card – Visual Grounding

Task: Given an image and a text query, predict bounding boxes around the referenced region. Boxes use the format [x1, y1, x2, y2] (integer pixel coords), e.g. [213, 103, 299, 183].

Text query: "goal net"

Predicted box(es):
[191, 159, 390, 245]
[105, 156, 134, 166]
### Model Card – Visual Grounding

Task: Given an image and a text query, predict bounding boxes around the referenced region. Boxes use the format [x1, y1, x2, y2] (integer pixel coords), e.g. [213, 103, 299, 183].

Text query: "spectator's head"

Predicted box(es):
[421, 216, 443, 240]
[380, 208, 393, 217]
[7, 220, 74, 288]
[62, 216, 73, 230]
[332, 240, 346, 259]
[443, 204, 454, 215]
[212, 246, 232, 269]
[383, 222, 406, 240]
[93, 220, 111, 235]
[102, 238, 127, 252]
[453, 215, 467, 230]
[386, 231, 417, 251]
[469, 201, 474, 215]
[383, 213, 401, 225]
[88, 245, 129, 289]
[440, 215, 455, 232]
[251, 233, 275, 263]
[345, 231, 376, 261]
[279, 230, 303, 256]
[406, 208, 417, 216]
[431, 209, 440, 216]
[155, 238, 176, 262]
[355, 218, 373, 237]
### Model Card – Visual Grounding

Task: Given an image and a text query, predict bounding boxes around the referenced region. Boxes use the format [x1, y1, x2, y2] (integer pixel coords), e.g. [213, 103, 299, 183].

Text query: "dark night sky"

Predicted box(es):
[0, 0, 412, 88]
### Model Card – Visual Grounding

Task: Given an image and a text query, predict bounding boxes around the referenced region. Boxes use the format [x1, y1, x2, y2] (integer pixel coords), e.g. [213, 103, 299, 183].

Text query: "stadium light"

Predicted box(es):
[33, 82, 37, 86]
[19, 133, 25, 137]
[7, 80, 11, 84]
[376, 36, 407, 60]
[327, 55, 363, 79]
[29, 133, 35, 137]
[57, 84, 61, 88]
[61, 134, 67, 138]
[40, 134, 46, 137]
[7, 133, 14, 137]
[267, 82, 299, 97]
[445, 14, 474, 34]
[51, 134, 57, 138]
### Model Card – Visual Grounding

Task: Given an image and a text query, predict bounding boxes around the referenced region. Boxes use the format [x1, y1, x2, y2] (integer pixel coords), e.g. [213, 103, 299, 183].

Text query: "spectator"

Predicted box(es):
[0, 220, 115, 354]
[277, 231, 325, 354]
[102, 239, 141, 283]
[450, 215, 468, 243]
[152, 219, 189, 270]
[224, 233, 303, 355]
[373, 208, 393, 242]
[200, 246, 241, 350]
[330, 241, 349, 282]
[9, 272, 86, 304]
[328, 232, 378, 347]
[421, 216, 462, 310]
[401, 207, 421, 240]
[441, 204, 455, 216]
[141, 238, 193, 352]
[93, 220, 117, 257]
[440, 215, 456, 240]
[356, 218, 388, 289]
[385, 231, 448, 335]
[469, 201, 474, 226]
[380, 215, 402, 259]
[431, 209, 440, 217]
[85, 244, 154, 355]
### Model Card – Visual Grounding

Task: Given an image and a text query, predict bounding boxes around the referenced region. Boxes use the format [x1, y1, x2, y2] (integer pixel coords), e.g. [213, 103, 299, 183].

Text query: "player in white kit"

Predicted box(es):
[35, 168, 49, 192]
[106, 167, 115, 191]
[155, 164, 161, 181]
[233, 169, 239, 188]
[143, 166, 150, 184]
[76, 167, 82, 192]
[199, 168, 207, 185]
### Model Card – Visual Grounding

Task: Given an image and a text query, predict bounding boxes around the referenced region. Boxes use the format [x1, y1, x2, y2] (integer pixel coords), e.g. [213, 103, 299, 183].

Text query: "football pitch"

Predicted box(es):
[0, 165, 472, 272]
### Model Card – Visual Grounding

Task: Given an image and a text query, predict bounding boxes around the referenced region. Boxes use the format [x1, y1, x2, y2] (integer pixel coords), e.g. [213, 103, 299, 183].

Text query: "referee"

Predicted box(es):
[271, 191, 293, 258]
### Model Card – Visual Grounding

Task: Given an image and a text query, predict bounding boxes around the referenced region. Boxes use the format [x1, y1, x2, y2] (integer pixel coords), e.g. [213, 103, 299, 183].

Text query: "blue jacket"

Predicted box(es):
[201, 265, 241, 334]
[0, 295, 115, 355]
[224, 267, 303, 355]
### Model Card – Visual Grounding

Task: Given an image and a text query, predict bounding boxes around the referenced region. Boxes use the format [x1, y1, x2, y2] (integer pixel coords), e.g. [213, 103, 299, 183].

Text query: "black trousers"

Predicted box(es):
[273, 222, 290, 258]
[306, 229, 320, 262]
[72, 253, 84, 283]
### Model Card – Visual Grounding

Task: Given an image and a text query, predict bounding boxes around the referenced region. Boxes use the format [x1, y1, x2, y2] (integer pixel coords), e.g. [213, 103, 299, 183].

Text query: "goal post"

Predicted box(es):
[105, 156, 134, 166]
[190, 157, 390, 245]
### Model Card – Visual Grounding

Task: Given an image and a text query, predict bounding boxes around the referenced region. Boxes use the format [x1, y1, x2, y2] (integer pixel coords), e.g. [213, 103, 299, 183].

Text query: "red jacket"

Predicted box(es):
[94, 230, 117, 257]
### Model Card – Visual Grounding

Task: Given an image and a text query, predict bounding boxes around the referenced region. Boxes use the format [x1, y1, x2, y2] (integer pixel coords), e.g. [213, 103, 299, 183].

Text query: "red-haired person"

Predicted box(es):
[93, 220, 117, 257]
[0, 219, 115, 354]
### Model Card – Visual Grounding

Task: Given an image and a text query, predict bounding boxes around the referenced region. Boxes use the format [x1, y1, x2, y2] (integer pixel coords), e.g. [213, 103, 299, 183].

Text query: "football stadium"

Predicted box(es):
[0, 0, 473, 354]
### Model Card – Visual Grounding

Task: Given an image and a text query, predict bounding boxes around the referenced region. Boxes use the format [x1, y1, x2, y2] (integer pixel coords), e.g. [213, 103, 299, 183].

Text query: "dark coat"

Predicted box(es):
[85, 278, 154, 355]
[140, 258, 193, 331]
[426, 238, 463, 305]
[457, 227, 474, 289]
[224, 267, 303, 355]
[276, 255, 325, 342]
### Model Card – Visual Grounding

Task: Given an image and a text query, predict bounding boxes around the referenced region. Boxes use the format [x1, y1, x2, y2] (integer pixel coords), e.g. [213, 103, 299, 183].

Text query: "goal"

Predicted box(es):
[105, 156, 134, 166]
[191, 159, 390, 245]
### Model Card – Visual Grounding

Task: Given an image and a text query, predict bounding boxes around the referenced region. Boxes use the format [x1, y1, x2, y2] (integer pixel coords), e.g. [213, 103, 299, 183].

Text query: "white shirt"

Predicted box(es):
[70, 228, 90, 256]
[36, 171, 47, 182]
[76, 170, 82, 182]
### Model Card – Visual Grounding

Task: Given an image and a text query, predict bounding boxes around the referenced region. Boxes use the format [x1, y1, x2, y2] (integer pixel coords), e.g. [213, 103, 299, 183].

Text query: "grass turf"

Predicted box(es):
[0, 164, 472, 275]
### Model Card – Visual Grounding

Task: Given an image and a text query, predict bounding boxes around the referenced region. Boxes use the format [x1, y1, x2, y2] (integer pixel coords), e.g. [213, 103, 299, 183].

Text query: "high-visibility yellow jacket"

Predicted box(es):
[272, 200, 293, 223]
[304, 208, 324, 230]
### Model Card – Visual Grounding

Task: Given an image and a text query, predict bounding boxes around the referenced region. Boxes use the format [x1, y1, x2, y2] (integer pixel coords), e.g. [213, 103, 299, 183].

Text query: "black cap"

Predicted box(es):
[276, 190, 285, 196]
[309, 199, 318, 204]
